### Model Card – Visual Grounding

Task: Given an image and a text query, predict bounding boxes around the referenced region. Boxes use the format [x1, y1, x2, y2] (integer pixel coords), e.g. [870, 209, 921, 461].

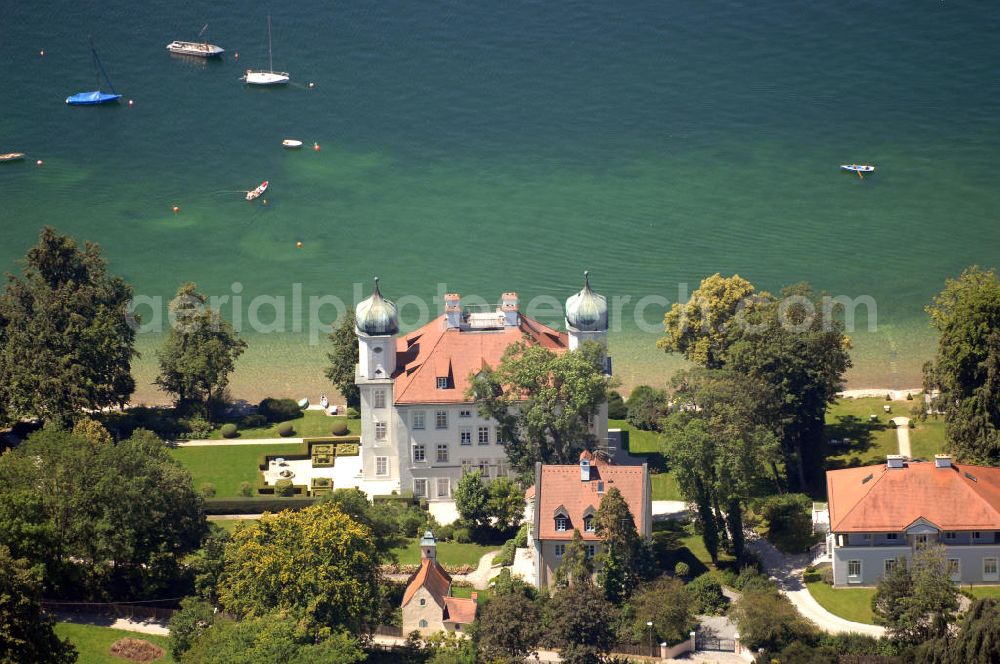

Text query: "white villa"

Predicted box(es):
[353, 274, 610, 501]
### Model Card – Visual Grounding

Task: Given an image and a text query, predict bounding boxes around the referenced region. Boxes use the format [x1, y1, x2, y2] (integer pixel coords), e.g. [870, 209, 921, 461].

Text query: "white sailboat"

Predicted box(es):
[243, 16, 289, 86]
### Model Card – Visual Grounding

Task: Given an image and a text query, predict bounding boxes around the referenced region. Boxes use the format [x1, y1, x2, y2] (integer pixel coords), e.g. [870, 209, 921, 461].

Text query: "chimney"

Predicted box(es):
[887, 454, 905, 469]
[934, 454, 952, 468]
[444, 293, 461, 328]
[501, 292, 519, 326]
[581, 457, 591, 481]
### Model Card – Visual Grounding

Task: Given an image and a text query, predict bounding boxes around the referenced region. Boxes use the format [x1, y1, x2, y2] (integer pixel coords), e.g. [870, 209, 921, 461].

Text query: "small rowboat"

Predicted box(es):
[841, 164, 875, 173]
[0, 153, 26, 163]
[282, 139, 303, 149]
[246, 180, 268, 201]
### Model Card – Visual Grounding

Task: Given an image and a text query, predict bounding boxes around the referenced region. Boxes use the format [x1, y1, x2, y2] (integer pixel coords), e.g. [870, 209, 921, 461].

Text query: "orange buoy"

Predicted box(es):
[35, 159, 43, 166]
[296, 241, 303, 248]
[313, 142, 320, 152]
[172, 206, 180, 214]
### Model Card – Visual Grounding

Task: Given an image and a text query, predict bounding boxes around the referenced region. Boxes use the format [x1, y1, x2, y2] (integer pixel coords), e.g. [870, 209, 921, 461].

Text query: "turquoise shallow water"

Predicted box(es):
[1, 1, 998, 401]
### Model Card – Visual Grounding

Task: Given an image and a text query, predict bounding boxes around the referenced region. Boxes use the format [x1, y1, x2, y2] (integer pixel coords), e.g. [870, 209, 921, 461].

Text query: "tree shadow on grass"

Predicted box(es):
[825, 415, 888, 470]
[651, 524, 710, 578]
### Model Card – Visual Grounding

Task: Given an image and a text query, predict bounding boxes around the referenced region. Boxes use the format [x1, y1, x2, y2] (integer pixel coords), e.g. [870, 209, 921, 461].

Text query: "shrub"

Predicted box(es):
[453, 526, 472, 544]
[346, 407, 360, 419]
[276, 422, 294, 437]
[239, 481, 253, 497]
[331, 421, 349, 436]
[494, 538, 516, 566]
[821, 565, 834, 585]
[732, 566, 775, 593]
[886, 393, 892, 401]
[513, 523, 529, 548]
[199, 483, 216, 498]
[258, 397, 302, 423]
[906, 392, 914, 400]
[183, 416, 213, 438]
[607, 390, 627, 420]
[242, 413, 268, 429]
[686, 573, 727, 615]
[220, 423, 238, 439]
[275, 479, 295, 497]
[756, 493, 815, 553]
[312, 454, 334, 467]
[674, 562, 690, 578]
[436, 524, 455, 541]
[626, 385, 668, 431]
[335, 443, 359, 456]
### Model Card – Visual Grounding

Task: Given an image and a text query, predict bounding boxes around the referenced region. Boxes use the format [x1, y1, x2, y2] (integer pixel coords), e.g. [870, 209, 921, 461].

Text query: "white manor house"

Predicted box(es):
[352, 274, 610, 501]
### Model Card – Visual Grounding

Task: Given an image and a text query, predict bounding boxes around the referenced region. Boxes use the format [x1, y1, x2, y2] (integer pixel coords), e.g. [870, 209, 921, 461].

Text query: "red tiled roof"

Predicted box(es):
[827, 461, 1000, 532]
[393, 315, 568, 404]
[534, 454, 648, 540]
[402, 558, 452, 607]
[443, 596, 477, 624]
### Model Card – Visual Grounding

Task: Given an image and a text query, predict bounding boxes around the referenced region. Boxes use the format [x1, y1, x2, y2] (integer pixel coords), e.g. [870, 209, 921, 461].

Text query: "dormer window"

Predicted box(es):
[555, 515, 568, 532]
[584, 516, 594, 532]
[437, 377, 448, 390]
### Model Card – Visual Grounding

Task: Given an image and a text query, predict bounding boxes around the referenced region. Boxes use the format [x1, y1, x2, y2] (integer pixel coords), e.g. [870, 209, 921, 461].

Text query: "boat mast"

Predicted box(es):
[89, 36, 117, 94]
[267, 16, 273, 73]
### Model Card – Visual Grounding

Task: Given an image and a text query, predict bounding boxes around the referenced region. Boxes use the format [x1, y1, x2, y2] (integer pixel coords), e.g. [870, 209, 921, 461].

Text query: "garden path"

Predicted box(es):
[748, 536, 885, 637]
[891, 417, 912, 458]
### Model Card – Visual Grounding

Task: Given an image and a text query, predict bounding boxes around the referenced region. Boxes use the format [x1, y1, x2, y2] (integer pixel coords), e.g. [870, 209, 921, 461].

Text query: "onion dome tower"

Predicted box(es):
[356, 277, 398, 379]
[565, 271, 608, 350]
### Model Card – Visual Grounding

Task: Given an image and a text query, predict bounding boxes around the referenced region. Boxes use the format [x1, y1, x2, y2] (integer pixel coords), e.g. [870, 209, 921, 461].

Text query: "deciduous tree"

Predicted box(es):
[0, 427, 205, 599]
[873, 546, 959, 646]
[625, 385, 668, 431]
[0, 226, 136, 426]
[546, 582, 616, 664]
[923, 266, 1000, 463]
[454, 470, 490, 531]
[0, 545, 77, 664]
[477, 591, 542, 662]
[915, 598, 1000, 664]
[218, 502, 381, 633]
[182, 614, 365, 664]
[156, 282, 247, 419]
[658, 273, 760, 369]
[325, 310, 360, 407]
[630, 576, 694, 646]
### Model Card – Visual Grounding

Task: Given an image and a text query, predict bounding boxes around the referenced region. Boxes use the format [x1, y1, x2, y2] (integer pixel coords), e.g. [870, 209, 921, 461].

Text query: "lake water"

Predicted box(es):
[2, 0, 998, 401]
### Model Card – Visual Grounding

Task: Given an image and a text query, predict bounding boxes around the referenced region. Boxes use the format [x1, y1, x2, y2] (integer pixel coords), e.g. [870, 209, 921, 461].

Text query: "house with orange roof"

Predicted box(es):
[826, 454, 1000, 586]
[401, 531, 477, 636]
[352, 274, 610, 501]
[525, 451, 651, 587]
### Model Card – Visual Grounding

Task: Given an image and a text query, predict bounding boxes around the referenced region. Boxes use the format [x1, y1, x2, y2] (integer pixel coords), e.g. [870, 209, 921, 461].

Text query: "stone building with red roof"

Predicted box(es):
[401, 531, 477, 636]
[352, 274, 610, 501]
[526, 451, 651, 587]
[826, 454, 1000, 586]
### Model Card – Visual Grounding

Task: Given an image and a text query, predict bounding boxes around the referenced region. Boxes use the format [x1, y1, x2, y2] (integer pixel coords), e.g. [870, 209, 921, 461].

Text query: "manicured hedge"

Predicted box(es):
[331, 421, 349, 436]
[220, 423, 238, 439]
[258, 397, 303, 423]
[276, 422, 294, 437]
[336, 443, 359, 456]
[202, 497, 318, 515]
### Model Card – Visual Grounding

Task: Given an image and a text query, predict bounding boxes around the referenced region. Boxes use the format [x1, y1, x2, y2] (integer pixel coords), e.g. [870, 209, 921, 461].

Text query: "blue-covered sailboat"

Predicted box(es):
[66, 40, 121, 106]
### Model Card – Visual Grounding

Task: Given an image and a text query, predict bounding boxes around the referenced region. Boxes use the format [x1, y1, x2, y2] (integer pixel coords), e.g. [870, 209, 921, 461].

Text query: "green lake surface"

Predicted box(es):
[1, 0, 998, 401]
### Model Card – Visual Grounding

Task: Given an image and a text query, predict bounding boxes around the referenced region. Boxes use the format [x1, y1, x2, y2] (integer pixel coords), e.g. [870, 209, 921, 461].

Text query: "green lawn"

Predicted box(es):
[169, 443, 305, 497]
[825, 396, 947, 471]
[390, 540, 496, 567]
[651, 521, 736, 577]
[54, 622, 173, 664]
[452, 585, 491, 601]
[209, 518, 258, 533]
[609, 419, 682, 500]
[804, 574, 877, 624]
[965, 586, 1000, 600]
[205, 411, 360, 439]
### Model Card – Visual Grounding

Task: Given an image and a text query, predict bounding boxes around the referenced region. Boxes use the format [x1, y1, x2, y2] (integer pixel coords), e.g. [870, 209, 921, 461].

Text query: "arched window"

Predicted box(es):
[419, 598, 426, 606]
[419, 619, 428, 628]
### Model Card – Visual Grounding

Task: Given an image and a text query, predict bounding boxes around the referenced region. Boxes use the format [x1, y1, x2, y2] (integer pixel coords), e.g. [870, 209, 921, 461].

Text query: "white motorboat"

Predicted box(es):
[840, 164, 875, 173]
[282, 139, 303, 149]
[167, 41, 224, 58]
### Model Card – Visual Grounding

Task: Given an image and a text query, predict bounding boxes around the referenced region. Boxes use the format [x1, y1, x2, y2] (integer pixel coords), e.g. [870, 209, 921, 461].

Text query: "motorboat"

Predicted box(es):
[841, 164, 875, 173]
[246, 181, 269, 201]
[282, 139, 303, 149]
[167, 41, 224, 58]
[0, 153, 26, 162]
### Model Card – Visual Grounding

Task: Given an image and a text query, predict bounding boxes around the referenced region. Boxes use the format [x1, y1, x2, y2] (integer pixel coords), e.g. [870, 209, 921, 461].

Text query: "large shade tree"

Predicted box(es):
[0, 545, 77, 664]
[467, 341, 608, 476]
[0, 226, 136, 426]
[546, 582, 617, 664]
[872, 546, 959, 647]
[0, 427, 205, 599]
[156, 282, 247, 418]
[923, 266, 1000, 463]
[218, 502, 382, 633]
